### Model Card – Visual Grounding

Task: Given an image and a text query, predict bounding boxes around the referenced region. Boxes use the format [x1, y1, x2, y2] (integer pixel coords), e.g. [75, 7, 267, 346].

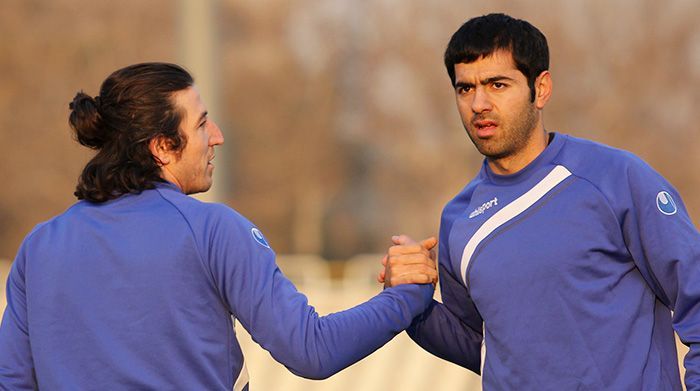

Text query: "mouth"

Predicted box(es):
[472, 119, 498, 137]
[207, 155, 215, 167]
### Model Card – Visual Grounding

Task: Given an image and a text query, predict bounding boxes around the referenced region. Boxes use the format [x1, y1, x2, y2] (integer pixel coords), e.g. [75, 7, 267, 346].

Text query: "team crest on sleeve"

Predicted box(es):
[656, 191, 677, 216]
[251, 228, 271, 248]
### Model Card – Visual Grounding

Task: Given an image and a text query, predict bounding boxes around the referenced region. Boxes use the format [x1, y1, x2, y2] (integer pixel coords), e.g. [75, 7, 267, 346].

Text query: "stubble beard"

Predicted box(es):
[466, 100, 539, 161]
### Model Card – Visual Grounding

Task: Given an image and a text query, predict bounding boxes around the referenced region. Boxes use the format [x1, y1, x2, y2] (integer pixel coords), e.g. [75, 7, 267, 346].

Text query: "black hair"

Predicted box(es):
[68, 62, 194, 202]
[444, 13, 549, 101]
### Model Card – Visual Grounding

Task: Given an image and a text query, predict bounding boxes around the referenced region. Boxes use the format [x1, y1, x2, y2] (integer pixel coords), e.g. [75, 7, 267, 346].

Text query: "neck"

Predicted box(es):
[487, 130, 549, 175]
[160, 167, 183, 192]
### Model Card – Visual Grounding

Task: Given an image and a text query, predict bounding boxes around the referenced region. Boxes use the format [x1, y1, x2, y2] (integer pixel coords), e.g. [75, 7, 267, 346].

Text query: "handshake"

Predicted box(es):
[378, 235, 438, 289]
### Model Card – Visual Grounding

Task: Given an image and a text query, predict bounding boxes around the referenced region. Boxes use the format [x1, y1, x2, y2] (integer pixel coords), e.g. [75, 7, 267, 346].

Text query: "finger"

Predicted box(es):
[419, 236, 438, 251]
[377, 270, 385, 283]
[385, 269, 438, 287]
[386, 261, 436, 280]
[389, 272, 436, 286]
[388, 243, 431, 256]
[400, 264, 438, 279]
[391, 234, 417, 246]
[387, 250, 435, 268]
[429, 247, 437, 261]
[390, 266, 439, 283]
[381, 254, 388, 267]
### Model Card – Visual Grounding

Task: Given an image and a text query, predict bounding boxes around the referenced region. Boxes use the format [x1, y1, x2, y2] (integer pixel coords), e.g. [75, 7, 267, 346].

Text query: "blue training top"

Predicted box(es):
[0, 182, 433, 390]
[408, 133, 700, 390]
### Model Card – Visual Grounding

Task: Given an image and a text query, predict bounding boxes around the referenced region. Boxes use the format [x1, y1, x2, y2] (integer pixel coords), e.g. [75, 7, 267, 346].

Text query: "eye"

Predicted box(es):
[198, 120, 207, 129]
[456, 85, 471, 95]
[492, 82, 507, 89]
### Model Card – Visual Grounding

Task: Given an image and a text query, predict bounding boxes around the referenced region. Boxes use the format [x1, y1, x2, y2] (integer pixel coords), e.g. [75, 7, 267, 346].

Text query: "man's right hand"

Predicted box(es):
[377, 235, 438, 289]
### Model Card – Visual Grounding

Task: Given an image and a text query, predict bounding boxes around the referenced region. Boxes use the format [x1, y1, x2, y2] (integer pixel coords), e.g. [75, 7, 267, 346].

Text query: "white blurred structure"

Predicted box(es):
[1, 259, 11, 323]
[177, 0, 226, 203]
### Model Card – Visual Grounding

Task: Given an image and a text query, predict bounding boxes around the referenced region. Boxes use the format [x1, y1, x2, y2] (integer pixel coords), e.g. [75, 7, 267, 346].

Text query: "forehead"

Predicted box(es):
[454, 50, 523, 81]
[172, 86, 206, 125]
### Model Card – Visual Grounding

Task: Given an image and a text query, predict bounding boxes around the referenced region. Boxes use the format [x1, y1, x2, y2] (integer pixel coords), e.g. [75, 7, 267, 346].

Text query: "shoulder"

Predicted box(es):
[555, 134, 676, 214]
[558, 135, 640, 170]
[15, 221, 52, 262]
[12, 201, 89, 269]
[155, 186, 253, 230]
[556, 134, 657, 185]
[20, 200, 87, 245]
[153, 185, 272, 250]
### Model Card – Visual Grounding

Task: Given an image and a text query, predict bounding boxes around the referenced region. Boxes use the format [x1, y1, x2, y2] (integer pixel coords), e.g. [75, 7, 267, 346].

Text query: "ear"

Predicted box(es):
[149, 136, 172, 166]
[534, 70, 552, 110]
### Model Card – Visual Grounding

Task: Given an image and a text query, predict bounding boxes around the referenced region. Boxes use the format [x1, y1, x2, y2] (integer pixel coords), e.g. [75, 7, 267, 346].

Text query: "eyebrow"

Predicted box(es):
[482, 76, 515, 85]
[455, 75, 516, 88]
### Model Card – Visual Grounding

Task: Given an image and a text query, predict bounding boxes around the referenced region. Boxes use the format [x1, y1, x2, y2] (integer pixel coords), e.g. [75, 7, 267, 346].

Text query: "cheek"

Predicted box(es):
[509, 97, 534, 119]
[456, 100, 473, 121]
[195, 139, 208, 156]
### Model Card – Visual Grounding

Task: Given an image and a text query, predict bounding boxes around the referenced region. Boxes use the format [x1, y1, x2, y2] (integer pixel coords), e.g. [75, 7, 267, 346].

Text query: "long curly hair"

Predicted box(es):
[68, 62, 193, 202]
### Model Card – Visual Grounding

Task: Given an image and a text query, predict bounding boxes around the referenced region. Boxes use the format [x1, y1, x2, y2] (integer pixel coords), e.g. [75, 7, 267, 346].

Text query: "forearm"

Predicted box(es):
[241, 279, 434, 379]
[407, 300, 482, 373]
[306, 284, 432, 378]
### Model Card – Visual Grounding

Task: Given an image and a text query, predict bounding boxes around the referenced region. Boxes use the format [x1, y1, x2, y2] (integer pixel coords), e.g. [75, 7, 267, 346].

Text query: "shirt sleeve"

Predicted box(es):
[203, 208, 434, 380]
[618, 159, 700, 390]
[406, 211, 483, 373]
[0, 245, 37, 390]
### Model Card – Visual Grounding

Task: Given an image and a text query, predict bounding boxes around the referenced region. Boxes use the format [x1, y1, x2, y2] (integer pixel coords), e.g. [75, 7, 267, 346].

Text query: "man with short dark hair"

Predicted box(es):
[387, 13, 700, 389]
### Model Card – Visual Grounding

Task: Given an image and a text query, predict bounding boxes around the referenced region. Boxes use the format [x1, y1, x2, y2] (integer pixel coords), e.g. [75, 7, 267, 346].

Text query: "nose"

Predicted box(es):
[208, 119, 224, 146]
[471, 87, 492, 114]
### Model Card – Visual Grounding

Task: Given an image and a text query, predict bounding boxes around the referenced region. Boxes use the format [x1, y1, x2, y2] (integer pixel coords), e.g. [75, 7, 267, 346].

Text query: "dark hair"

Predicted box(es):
[444, 13, 549, 101]
[68, 62, 194, 202]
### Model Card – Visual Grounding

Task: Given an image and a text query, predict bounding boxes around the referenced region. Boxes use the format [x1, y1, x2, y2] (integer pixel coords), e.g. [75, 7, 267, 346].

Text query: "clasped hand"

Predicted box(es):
[377, 235, 438, 289]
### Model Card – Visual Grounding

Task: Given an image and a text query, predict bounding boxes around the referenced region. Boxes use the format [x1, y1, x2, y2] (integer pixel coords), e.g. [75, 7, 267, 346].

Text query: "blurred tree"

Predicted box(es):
[1, 0, 698, 260]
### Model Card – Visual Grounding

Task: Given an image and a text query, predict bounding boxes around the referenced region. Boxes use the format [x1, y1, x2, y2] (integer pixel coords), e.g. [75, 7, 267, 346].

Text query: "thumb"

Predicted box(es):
[391, 234, 417, 246]
[419, 236, 438, 250]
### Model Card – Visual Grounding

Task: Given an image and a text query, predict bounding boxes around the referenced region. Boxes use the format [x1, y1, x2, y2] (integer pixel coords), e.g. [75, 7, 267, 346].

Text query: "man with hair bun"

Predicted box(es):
[0, 62, 438, 390]
[383, 13, 700, 390]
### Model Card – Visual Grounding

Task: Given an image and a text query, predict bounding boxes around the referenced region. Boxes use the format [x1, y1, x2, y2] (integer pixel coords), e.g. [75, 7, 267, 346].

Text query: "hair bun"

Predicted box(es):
[68, 91, 107, 149]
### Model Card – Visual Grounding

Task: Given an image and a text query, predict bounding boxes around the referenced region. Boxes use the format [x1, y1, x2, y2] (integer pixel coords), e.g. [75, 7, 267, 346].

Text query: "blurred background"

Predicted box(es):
[0, 0, 698, 389]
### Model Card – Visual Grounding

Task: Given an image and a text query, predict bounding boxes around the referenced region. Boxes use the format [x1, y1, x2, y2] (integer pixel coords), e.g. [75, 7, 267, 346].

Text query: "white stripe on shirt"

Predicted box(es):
[233, 357, 249, 391]
[460, 165, 572, 285]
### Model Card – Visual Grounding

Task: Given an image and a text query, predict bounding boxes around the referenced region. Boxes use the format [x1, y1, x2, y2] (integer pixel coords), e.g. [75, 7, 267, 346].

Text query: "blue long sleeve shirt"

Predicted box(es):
[409, 133, 700, 390]
[0, 182, 433, 390]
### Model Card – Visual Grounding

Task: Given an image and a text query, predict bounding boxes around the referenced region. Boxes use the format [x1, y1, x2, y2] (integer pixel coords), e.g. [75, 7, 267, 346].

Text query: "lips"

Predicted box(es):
[472, 119, 498, 138]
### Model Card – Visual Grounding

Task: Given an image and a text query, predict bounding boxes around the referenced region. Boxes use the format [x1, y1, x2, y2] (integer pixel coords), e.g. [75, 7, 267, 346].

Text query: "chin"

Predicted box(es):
[477, 145, 511, 161]
[184, 182, 213, 195]
[200, 181, 214, 193]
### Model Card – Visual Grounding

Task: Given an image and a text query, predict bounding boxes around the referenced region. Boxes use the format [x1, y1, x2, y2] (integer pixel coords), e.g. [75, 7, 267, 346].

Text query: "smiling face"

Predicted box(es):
[153, 86, 224, 194]
[454, 49, 551, 174]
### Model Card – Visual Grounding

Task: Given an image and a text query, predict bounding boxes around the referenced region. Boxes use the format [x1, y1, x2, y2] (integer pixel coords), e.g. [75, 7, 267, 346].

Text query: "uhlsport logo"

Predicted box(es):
[469, 197, 498, 219]
[251, 227, 271, 248]
[656, 191, 677, 216]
